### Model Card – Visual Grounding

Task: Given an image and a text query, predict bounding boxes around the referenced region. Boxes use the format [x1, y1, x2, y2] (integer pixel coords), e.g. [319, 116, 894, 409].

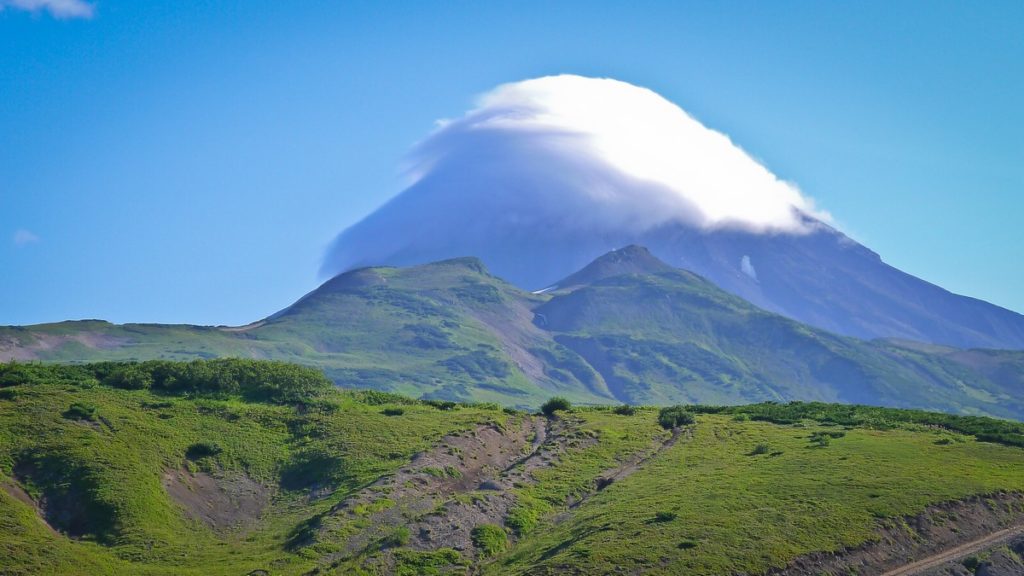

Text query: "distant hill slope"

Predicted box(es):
[2, 248, 1023, 418]
[3, 361, 1024, 575]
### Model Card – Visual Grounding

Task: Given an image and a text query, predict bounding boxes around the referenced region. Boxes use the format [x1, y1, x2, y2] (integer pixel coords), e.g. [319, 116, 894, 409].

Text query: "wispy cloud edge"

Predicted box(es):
[1, 0, 95, 20]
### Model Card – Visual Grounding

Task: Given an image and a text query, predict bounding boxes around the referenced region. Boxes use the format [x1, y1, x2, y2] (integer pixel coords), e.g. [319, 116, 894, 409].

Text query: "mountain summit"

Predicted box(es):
[544, 245, 674, 291]
[323, 75, 1024, 349]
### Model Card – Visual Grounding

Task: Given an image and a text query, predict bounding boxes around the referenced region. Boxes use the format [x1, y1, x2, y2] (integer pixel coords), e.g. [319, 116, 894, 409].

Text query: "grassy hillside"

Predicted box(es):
[2, 248, 1023, 419]
[0, 259, 609, 410]
[3, 360, 1024, 575]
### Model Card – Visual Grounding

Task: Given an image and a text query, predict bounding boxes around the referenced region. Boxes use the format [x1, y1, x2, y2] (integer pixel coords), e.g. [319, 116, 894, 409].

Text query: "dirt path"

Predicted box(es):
[881, 524, 1024, 576]
[560, 425, 687, 516]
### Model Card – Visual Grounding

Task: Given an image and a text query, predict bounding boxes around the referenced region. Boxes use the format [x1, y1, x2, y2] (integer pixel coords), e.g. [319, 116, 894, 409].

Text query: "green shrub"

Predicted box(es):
[541, 397, 571, 417]
[353, 389, 419, 406]
[185, 441, 222, 460]
[471, 524, 508, 557]
[686, 401, 1024, 449]
[612, 404, 637, 416]
[104, 365, 153, 390]
[809, 431, 838, 447]
[382, 407, 405, 416]
[280, 449, 344, 490]
[750, 443, 770, 455]
[423, 399, 458, 411]
[962, 556, 982, 571]
[505, 506, 539, 536]
[63, 402, 97, 422]
[422, 466, 461, 479]
[653, 511, 678, 523]
[658, 406, 695, 429]
[382, 526, 410, 548]
[395, 548, 466, 575]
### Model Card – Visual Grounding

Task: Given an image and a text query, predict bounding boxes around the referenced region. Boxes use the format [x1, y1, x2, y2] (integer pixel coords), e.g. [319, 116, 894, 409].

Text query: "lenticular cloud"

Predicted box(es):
[323, 75, 830, 285]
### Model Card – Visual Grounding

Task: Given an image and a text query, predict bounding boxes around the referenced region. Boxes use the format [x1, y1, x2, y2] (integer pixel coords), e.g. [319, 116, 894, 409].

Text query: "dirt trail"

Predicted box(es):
[766, 492, 1024, 576]
[563, 425, 687, 514]
[309, 416, 691, 574]
[881, 524, 1024, 576]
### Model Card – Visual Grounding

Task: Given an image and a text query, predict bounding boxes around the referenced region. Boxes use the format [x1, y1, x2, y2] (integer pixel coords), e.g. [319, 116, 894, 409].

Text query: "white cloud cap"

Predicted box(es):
[324, 75, 834, 284]
[409, 75, 829, 233]
[1, 0, 95, 19]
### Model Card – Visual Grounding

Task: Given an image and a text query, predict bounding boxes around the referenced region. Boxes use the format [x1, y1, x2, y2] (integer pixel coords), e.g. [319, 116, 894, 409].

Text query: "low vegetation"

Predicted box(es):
[540, 396, 571, 416]
[2, 360, 1024, 575]
[689, 401, 1024, 448]
[657, 405, 695, 429]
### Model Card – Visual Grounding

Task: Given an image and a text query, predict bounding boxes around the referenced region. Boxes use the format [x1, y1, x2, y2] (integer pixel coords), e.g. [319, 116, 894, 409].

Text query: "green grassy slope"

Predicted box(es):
[0, 259, 610, 409]
[3, 361, 1024, 575]
[0, 361, 501, 575]
[537, 263, 1024, 418]
[2, 248, 1022, 418]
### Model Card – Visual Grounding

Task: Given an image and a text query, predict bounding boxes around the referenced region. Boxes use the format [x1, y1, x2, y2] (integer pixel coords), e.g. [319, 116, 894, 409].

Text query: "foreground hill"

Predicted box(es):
[2, 247, 1024, 419]
[2, 360, 1024, 575]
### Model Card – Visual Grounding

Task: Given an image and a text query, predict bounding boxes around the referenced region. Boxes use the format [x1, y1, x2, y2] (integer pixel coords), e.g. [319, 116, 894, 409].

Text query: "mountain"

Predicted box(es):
[0, 258, 609, 408]
[637, 219, 1024, 349]
[3, 247, 1023, 419]
[3, 360, 1024, 575]
[322, 75, 1024, 351]
[330, 198, 1024, 350]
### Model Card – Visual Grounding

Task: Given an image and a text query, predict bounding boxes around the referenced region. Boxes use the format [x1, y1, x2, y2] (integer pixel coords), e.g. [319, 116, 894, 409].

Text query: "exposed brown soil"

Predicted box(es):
[888, 528, 1024, 576]
[162, 468, 271, 532]
[467, 300, 613, 398]
[0, 476, 59, 536]
[0, 331, 127, 361]
[309, 414, 605, 573]
[764, 492, 1024, 576]
[917, 534, 1024, 575]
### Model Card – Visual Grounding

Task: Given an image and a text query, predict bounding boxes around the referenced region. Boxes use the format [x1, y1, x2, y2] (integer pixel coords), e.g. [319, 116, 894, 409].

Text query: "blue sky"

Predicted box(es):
[2, 1, 1022, 325]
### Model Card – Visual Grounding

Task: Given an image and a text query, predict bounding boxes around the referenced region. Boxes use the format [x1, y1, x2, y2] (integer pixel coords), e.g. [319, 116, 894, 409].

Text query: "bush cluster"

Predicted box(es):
[541, 397, 571, 417]
[658, 406, 695, 429]
[471, 524, 508, 557]
[0, 359, 332, 404]
[63, 402, 98, 422]
[688, 401, 1024, 449]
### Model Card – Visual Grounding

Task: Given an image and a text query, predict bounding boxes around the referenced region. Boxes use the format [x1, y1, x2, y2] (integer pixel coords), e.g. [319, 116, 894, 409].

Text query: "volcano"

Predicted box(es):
[324, 75, 1024, 349]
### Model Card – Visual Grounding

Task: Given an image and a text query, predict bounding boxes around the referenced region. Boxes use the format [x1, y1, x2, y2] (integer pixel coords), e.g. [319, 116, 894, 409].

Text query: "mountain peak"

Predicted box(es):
[425, 256, 490, 275]
[547, 245, 675, 291]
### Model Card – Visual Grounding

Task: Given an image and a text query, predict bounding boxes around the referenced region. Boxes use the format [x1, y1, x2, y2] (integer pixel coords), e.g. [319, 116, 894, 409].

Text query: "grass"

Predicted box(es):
[492, 414, 1024, 575]
[2, 361, 1024, 575]
[0, 361, 498, 575]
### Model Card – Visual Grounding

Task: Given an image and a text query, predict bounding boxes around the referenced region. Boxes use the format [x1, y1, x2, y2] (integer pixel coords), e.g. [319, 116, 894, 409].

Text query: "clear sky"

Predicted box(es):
[2, 1, 1022, 325]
